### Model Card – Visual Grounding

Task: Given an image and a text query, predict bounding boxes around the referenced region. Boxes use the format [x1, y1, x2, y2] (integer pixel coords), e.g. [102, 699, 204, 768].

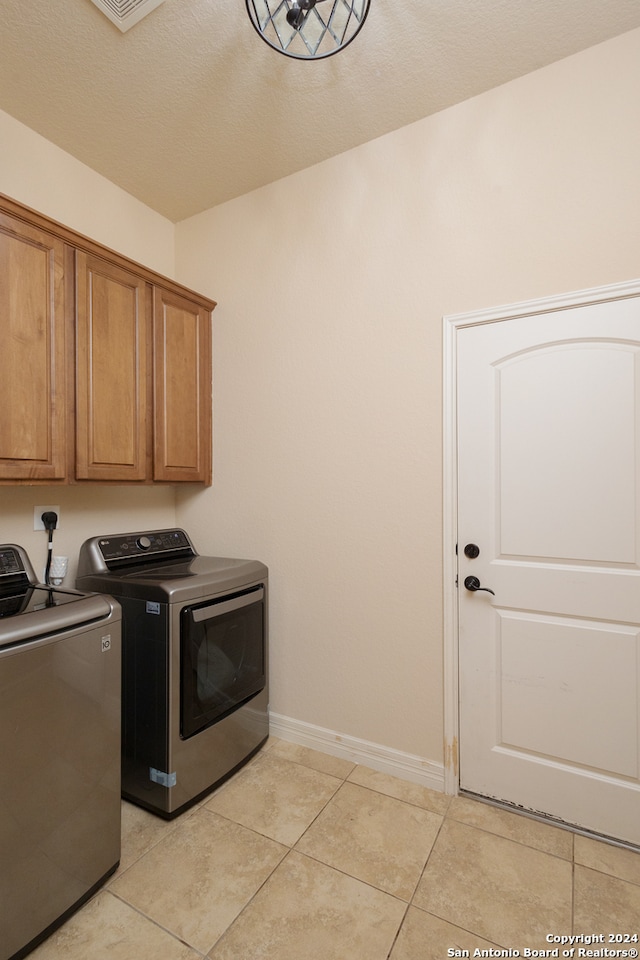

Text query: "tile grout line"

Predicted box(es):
[203, 848, 293, 956]
[400, 813, 507, 951]
[110, 800, 204, 883]
[112, 744, 640, 957]
[571, 832, 576, 935]
[201, 759, 350, 955]
[107, 888, 209, 959]
[203, 757, 419, 956]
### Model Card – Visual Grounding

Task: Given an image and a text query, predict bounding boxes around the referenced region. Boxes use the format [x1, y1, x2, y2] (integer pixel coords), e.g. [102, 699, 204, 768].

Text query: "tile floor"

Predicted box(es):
[31, 738, 640, 960]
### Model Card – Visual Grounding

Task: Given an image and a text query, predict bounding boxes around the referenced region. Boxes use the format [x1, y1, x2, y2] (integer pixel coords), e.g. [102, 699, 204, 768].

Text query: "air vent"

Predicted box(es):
[89, 0, 166, 32]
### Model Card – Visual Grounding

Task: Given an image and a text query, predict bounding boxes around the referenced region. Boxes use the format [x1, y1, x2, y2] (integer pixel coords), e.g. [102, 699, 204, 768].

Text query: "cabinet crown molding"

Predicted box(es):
[0, 193, 216, 310]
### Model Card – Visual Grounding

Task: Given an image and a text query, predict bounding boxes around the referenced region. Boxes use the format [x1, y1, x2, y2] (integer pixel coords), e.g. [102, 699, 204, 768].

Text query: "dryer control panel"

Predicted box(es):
[77, 529, 195, 575]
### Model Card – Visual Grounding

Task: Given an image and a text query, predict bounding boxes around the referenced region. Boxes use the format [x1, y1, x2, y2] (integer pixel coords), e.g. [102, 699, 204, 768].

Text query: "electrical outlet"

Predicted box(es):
[34, 505, 61, 530]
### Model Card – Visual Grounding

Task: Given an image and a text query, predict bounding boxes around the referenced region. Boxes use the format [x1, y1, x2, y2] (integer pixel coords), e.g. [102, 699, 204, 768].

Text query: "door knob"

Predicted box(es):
[464, 575, 495, 596]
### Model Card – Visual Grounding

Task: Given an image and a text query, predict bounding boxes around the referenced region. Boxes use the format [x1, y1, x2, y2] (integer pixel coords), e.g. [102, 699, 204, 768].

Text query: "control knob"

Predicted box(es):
[137, 536, 152, 551]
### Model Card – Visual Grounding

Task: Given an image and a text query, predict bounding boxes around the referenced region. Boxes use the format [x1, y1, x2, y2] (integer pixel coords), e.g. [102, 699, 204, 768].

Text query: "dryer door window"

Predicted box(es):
[180, 586, 265, 739]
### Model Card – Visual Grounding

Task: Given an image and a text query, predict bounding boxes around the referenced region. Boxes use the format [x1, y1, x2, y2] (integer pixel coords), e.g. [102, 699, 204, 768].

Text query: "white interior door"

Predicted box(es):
[456, 291, 640, 846]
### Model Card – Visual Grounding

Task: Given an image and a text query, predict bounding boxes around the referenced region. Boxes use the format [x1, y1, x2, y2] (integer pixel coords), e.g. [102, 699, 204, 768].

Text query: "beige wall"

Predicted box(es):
[0, 108, 178, 581]
[1, 28, 639, 772]
[175, 27, 640, 764]
[0, 108, 175, 275]
[0, 487, 176, 586]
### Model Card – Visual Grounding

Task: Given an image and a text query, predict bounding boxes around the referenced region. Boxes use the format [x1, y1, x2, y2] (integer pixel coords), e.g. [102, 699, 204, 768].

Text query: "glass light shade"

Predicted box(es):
[246, 0, 371, 61]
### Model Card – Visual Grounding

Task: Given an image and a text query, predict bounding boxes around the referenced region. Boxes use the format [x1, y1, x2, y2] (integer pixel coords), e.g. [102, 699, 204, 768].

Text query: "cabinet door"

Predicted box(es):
[153, 288, 212, 484]
[76, 252, 151, 480]
[0, 213, 67, 480]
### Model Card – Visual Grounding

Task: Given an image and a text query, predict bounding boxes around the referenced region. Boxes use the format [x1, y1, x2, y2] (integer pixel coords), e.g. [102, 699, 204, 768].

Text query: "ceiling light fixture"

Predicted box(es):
[245, 0, 371, 61]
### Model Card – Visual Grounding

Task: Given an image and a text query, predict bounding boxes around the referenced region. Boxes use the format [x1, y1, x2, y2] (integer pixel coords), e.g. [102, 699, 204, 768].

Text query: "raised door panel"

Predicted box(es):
[76, 253, 151, 480]
[0, 213, 67, 481]
[153, 288, 212, 484]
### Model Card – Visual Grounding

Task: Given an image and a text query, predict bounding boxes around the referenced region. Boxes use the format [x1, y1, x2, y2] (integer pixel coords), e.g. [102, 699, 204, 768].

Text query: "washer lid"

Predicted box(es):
[0, 587, 115, 649]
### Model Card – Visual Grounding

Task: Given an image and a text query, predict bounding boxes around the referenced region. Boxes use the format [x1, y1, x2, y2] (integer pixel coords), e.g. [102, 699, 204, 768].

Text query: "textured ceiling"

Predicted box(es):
[2, 0, 640, 222]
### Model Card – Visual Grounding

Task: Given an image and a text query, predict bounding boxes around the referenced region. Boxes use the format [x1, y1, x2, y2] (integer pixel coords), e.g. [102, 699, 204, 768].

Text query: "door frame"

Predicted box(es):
[442, 276, 640, 797]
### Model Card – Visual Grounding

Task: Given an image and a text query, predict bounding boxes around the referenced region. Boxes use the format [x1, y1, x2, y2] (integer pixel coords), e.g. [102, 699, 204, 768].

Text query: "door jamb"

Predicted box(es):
[442, 278, 640, 797]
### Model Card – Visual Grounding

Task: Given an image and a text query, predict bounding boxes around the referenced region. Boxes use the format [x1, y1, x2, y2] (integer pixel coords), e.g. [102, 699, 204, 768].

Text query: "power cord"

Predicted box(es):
[41, 511, 58, 586]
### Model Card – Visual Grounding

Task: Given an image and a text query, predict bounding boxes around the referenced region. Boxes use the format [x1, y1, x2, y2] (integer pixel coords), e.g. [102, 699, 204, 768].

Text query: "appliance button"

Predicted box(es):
[137, 536, 152, 551]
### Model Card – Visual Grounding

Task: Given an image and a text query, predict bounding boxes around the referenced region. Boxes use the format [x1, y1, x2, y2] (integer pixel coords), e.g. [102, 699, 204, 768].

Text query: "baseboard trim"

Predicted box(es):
[269, 712, 445, 793]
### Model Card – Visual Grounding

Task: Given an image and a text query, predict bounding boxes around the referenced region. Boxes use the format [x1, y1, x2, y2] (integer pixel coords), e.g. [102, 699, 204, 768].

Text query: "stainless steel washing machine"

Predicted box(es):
[76, 529, 268, 819]
[0, 544, 121, 960]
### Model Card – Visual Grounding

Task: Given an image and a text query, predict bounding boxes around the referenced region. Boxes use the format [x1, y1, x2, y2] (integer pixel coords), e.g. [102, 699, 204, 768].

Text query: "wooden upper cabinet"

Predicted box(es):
[0, 194, 215, 485]
[0, 212, 67, 481]
[153, 287, 212, 484]
[75, 253, 151, 481]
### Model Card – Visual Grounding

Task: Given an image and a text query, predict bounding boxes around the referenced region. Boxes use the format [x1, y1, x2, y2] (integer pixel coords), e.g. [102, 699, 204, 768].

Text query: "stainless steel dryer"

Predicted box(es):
[77, 529, 268, 819]
[0, 544, 121, 960]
